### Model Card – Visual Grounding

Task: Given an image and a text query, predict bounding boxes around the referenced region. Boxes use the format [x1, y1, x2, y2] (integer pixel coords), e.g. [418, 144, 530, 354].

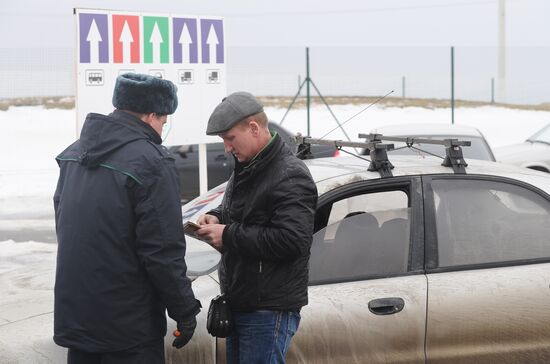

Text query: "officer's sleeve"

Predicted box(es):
[133, 155, 201, 322]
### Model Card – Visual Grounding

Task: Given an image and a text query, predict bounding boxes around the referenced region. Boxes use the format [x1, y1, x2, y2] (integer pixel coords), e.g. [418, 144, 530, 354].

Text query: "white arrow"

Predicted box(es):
[119, 20, 134, 63]
[150, 22, 164, 63]
[178, 23, 193, 63]
[86, 19, 103, 63]
[205, 24, 220, 63]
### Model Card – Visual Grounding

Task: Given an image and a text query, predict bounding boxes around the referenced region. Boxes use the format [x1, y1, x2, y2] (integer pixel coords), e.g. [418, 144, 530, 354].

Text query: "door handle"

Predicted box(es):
[214, 154, 227, 161]
[368, 297, 405, 315]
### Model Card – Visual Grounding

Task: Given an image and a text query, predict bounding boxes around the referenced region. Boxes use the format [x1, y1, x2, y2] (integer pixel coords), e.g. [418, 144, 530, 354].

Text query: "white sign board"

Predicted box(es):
[75, 8, 226, 145]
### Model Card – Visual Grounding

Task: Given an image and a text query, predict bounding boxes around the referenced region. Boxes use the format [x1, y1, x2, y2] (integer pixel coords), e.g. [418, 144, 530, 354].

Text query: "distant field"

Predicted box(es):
[2, 95, 550, 112]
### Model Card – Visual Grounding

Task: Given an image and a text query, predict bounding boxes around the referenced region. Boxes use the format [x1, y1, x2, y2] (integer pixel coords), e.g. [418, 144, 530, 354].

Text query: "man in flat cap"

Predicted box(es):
[197, 91, 318, 363]
[53, 73, 201, 363]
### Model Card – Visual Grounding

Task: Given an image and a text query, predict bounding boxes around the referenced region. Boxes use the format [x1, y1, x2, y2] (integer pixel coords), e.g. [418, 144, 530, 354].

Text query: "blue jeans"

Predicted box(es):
[226, 310, 301, 364]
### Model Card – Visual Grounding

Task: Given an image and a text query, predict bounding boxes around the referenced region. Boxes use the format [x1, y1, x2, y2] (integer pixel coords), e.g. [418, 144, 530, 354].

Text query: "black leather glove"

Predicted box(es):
[172, 316, 197, 349]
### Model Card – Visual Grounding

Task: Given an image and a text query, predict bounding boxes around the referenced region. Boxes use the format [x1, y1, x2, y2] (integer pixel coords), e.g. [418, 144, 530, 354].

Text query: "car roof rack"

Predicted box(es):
[295, 133, 471, 177]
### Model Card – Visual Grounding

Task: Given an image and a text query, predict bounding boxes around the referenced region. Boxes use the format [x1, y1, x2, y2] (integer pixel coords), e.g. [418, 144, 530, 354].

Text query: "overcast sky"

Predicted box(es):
[2, 0, 550, 48]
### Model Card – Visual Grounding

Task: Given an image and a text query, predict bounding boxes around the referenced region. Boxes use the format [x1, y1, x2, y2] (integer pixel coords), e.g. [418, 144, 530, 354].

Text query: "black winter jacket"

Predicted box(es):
[53, 110, 200, 352]
[209, 133, 317, 312]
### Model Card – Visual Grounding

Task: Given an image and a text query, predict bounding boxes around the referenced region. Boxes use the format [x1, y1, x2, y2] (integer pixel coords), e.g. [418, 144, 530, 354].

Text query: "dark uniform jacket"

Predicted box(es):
[209, 133, 318, 312]
[53, 110, 200, 352]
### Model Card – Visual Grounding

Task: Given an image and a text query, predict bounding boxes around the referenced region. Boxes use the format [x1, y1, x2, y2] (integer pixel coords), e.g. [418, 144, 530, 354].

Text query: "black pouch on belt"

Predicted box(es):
[206, 293, 233, 338]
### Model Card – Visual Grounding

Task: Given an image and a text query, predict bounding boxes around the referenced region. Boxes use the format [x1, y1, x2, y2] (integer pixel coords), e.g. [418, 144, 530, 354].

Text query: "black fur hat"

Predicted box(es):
[112, 73, 178, 115]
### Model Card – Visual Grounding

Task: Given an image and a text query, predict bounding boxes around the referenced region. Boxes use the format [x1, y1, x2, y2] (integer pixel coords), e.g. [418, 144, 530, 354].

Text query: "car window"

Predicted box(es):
[309, 190, 410, 284]
[432, 179, 550, 267]
[207, 143, 226, 152]
[387, 136, 494, 161]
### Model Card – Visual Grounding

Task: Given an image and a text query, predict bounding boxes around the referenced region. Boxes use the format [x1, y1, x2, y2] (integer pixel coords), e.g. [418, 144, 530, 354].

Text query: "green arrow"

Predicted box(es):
[143, 16, 169, 63]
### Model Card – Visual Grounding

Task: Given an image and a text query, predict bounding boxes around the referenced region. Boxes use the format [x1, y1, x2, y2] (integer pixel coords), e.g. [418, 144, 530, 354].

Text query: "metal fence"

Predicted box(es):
[1, 46, 549, 105]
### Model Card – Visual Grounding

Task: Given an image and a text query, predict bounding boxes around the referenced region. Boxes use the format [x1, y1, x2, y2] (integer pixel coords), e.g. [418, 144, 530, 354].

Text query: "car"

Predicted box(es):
[177, 135, 550, 363]
[494, 123, 550, 172]
[362, 123, 496, 161]
[169, 121, 339, 203]
[3, 134, 550, 363]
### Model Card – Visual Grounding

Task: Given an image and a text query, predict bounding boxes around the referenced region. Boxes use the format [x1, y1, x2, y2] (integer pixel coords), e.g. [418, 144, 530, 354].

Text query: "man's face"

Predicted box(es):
[149, 114, 168, 136]
[220, 121, 257, 163]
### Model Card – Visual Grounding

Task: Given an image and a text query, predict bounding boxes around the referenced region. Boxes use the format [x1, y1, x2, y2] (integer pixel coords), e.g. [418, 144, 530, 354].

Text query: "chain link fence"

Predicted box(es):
[1, 46, 549, 105]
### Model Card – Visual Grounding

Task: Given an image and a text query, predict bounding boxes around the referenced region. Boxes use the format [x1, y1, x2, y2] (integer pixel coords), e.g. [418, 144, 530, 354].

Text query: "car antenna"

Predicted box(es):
[295, 90, 394, 159]
[319, 90, 394, 140]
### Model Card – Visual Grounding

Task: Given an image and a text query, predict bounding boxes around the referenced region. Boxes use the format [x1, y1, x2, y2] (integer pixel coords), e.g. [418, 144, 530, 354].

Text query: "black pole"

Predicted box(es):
[451, 46, 455, 125]
[306, 47, 311, 136]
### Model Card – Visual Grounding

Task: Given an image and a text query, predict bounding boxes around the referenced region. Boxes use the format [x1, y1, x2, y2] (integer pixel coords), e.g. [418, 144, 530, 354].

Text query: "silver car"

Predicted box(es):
[367, 123, 496, 161]
[495, 123, 550, 172]
[176, 142, 550, 363]
[2, 139, 550, 363]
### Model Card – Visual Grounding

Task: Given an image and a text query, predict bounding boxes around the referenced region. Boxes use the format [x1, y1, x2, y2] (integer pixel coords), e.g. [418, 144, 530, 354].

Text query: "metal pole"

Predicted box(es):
[280, 79, 306, 126]
[402, 76, 406, 98]
[491, 77, 495, 103]
[451, 46, 455, 125]
[306, 47, 311, 136]
[498, 0, 506, 102]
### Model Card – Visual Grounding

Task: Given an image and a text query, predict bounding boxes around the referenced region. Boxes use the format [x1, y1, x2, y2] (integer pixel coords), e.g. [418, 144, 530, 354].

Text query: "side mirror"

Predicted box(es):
[176, 145, 193, 158]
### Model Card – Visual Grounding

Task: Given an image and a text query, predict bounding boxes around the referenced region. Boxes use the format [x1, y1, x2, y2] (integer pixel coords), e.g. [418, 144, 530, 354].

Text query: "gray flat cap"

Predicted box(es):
[206, 91, 264, 135]
[112, 73, 178, 115]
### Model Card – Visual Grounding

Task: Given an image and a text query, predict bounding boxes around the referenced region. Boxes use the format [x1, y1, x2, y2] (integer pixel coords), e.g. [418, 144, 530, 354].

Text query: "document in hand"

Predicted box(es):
[183, 221, 205, 241]
[183, 221, 221, 252]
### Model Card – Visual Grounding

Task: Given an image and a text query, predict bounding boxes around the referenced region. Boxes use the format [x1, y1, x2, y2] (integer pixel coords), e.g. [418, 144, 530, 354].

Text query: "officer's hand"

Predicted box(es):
[172, 316, 197, 349]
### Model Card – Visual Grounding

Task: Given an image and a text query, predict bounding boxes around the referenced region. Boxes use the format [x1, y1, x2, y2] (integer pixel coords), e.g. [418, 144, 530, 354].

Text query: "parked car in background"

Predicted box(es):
[4, 135, 550, 363]
[363, 123, 496, 161]
[170, 121, 339, 203]
[494, 123, 550, 172]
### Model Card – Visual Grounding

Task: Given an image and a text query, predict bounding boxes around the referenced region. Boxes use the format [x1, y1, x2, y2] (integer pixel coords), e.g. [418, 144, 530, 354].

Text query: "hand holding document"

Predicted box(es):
[183, 221, 222, 252]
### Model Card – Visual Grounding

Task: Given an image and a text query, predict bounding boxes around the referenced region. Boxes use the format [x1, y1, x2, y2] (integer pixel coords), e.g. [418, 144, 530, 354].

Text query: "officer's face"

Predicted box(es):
[149, 114, 168, 136]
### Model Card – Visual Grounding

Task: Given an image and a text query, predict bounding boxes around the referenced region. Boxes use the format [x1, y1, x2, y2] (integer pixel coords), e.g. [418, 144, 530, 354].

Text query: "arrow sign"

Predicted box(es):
[201, 19, 224, 64]
[143, 16, 169, 64]
[121, 22, 133, 62]
[79, 13, 109, 63]
[173, 18, 198, 64]
[150, 23, 163, 63]
[113, 15, 140, 63]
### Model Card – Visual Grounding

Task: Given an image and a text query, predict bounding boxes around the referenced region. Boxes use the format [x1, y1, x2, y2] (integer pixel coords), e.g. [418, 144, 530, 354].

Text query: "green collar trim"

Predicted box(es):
[56, 157, 142, 185]
[99, 163, 143, 185]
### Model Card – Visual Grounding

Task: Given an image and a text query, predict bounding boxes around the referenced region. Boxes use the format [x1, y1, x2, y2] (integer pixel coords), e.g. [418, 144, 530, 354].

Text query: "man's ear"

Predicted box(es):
[249, 120, 259, 136]
[141, 113, 156, 127]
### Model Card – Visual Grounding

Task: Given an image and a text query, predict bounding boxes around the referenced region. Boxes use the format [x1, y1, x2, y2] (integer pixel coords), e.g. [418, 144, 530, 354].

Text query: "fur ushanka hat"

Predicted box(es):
[112, 73, 178, 115]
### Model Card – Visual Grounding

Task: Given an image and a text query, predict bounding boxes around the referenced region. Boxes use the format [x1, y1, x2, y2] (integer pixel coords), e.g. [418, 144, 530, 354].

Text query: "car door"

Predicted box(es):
[287, 177, 427, 364]
[423, 175, 550, 363]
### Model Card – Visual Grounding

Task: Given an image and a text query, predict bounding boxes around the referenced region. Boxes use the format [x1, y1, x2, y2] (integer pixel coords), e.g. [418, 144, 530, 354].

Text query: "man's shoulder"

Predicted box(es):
[279, 153, 311, 175]
[119, 139, 173, 160]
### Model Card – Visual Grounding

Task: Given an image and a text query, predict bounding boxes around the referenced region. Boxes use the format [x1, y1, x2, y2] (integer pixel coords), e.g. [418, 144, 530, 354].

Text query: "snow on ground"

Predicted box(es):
[1, 103, 549, 237]
[0, 103, 548, 352]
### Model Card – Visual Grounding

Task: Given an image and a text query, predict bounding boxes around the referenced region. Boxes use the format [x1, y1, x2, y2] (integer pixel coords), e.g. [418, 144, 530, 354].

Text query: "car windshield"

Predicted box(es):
[527, 124, 550, 145]
[387, 135, 494, 161]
